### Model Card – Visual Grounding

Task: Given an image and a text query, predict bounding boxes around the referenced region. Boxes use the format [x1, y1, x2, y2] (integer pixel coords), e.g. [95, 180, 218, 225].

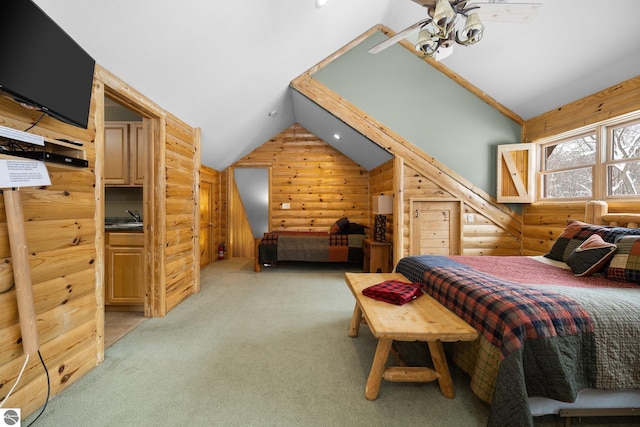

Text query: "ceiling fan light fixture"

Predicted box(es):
[433, 0, 457, 35]
[456, 12, 484, 46]
[415, 29, 439, 57]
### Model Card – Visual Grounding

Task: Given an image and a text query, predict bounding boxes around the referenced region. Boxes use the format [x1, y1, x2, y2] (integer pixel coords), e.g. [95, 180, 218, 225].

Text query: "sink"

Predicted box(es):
[106, 222, 143, 230]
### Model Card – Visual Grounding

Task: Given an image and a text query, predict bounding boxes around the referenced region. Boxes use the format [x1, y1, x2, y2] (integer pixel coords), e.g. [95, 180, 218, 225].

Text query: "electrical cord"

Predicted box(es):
[0, 354, 29, 409]
[23, 112, 46, 132]
[26, 350, 50, 427]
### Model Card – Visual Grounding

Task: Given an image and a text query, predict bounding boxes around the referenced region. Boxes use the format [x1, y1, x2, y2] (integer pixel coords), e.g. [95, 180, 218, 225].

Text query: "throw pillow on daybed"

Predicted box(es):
[330, 217, 349, 234]
[341, 222, 367, 235]
[607, 235, 640, 283]
[566, 234, 617, 276]
[545, 220, 640, 263]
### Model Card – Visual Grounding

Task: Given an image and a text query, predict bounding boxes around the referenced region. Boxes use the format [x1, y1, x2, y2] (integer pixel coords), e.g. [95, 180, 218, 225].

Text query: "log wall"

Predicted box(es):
[0, 82, 100, 416]
[522, 75, 640, 255]
[232, 124, 370, 233]
[164, 114, 199, 310]
[0, 65, 199, 418]
[369, 159, 395, 243]
[400, 161, 521, 258]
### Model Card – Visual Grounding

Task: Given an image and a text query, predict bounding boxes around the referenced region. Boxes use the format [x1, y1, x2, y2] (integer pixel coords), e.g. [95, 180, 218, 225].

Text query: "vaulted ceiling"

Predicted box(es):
[33, 0, 640, 171]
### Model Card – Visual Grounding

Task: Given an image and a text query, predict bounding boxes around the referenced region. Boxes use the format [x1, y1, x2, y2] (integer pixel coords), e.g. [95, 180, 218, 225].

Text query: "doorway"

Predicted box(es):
[228, 167, 270, 258]
[103, 96, 149, 345]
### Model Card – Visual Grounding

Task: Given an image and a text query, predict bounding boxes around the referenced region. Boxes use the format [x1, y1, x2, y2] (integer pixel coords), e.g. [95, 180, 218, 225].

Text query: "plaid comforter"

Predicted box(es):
[396, 255, 640, 427]
[258, 231, 364, 265]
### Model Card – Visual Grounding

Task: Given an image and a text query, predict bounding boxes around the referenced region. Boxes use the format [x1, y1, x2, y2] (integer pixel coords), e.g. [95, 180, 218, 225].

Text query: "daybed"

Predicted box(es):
[394, 201, 640, 426]
[257, 217, 366, 270]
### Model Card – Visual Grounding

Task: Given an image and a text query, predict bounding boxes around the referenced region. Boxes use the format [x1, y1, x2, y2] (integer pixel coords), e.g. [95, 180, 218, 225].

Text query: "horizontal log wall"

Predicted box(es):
[0, 83, 100, 416]
[233, 124, 370, 233]
[524, 76, 640, 142]
[369, 159, 394, 242]
[1, 64, 200, 418]
[522, 75, 640, 254]
[164, 113, 198, 312]
[401, 162, 521, 258]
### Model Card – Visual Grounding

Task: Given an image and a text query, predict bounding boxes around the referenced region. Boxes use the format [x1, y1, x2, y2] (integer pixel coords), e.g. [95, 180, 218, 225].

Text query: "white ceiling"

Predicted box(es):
[32, 0, 640, 171]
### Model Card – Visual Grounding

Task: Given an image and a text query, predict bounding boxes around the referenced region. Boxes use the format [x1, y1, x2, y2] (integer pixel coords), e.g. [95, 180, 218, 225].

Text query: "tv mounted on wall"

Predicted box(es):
[0, 0, 95, 129]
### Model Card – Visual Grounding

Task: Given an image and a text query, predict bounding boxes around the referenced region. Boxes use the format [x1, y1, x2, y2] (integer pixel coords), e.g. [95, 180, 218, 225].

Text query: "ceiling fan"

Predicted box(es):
[369, 0, 541, 61]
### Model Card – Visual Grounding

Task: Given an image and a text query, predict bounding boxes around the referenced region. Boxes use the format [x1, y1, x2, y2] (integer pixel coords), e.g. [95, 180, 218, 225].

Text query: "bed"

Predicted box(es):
[257, 217, 367, 269]
[394, 201, 640, 426]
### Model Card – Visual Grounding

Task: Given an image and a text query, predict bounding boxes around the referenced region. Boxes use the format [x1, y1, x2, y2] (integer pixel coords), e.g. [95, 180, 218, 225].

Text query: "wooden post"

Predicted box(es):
[4, 189, 40, 355]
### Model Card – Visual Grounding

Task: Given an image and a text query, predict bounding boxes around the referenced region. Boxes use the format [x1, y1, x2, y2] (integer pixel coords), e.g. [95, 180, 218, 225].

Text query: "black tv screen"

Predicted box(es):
[0, 0, 95, 129]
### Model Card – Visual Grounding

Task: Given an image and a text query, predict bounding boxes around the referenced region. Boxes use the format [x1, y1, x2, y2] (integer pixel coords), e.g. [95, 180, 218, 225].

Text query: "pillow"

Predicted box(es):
[546, 220, 640, 262]
[330, 217, 349, 234]
[340, 222, 366, 235]
[566, 234, 617, 276]
[607, 235, 640, 283]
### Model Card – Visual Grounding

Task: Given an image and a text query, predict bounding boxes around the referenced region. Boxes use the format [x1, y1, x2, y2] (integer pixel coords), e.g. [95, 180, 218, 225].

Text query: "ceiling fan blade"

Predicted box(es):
[471, 3, 541, 22]
[409, 1, 541, 22]
[368, 19, 430, 54]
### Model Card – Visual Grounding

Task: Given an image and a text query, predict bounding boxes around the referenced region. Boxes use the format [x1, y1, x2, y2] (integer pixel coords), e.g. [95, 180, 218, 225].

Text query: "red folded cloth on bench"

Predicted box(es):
[362, 280, 423, 305]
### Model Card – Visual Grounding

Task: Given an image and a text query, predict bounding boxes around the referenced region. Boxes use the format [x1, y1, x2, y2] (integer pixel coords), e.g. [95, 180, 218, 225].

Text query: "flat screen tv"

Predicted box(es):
[0, 0, 95, 129]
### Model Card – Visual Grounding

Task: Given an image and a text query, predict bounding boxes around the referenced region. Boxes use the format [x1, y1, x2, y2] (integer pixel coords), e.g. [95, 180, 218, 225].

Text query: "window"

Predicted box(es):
[608, 121, 640, 196]
[538, 114, 640, 201]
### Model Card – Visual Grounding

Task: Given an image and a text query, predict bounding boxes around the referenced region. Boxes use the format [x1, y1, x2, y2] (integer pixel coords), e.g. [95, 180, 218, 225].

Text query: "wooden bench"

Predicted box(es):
[345, 272, 478, 400]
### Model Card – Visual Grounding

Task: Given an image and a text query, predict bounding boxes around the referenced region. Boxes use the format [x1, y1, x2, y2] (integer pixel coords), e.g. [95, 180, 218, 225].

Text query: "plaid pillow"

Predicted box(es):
[546, 220, 640, 262]
[566, 234, 617, 276]
[362, 280, 423, 305]
[607, 236, 640, 283]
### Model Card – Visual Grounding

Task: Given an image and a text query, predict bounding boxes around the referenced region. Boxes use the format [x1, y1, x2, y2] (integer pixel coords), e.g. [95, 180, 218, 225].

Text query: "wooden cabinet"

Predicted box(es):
[105, 232, 145, 308]
[362, 238, 392, 273]
[105, 122, 145, 186]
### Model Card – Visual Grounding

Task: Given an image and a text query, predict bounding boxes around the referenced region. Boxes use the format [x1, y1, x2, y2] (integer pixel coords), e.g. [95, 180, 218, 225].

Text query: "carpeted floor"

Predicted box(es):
[24, 258, 636, 426]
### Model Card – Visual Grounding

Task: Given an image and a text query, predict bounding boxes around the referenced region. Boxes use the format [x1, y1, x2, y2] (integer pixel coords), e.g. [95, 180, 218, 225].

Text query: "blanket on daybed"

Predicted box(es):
[396, 255, 640, 427]
[258, 231, 364, 265]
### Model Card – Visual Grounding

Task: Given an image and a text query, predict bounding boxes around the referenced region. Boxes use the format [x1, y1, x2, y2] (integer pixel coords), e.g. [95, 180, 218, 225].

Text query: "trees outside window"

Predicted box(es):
[538, 116, 640, 201]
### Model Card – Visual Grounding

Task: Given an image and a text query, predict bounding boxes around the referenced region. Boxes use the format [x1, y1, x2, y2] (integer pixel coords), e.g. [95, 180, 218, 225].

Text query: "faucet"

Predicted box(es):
[126, 209, 142, 222]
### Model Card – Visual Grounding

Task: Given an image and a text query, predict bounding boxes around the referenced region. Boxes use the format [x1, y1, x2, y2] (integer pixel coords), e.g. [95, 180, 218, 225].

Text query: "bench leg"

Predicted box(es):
[428, 340, 455, 398]
[365, 338, 393, 400]
[349, 303, 362, 338]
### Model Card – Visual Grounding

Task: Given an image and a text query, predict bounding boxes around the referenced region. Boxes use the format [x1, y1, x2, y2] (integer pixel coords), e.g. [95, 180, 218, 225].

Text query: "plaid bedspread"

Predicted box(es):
[258, 231, 364, 265]
[395, 255, 640, 427]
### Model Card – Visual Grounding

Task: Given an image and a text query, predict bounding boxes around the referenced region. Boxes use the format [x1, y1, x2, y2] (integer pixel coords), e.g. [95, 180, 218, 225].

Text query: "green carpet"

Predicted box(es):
[25, 258, 494, 426]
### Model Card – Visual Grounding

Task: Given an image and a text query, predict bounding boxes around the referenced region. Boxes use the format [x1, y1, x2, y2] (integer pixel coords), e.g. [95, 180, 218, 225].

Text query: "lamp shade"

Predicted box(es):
[372, 195, 393, 215]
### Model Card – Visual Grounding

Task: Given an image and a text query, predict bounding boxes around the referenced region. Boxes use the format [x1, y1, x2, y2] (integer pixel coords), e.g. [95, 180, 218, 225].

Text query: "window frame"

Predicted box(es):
[535, 110, 640, 202]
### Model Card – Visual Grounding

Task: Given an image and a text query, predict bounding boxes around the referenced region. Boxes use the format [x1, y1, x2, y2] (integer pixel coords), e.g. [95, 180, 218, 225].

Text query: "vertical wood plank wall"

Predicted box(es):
[228, 175, 256, 257]
[200, 165, 221, 264]
[521, 75, 640, 255]
[0, 89, 100, 415]
[232, 124, 370, 233]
